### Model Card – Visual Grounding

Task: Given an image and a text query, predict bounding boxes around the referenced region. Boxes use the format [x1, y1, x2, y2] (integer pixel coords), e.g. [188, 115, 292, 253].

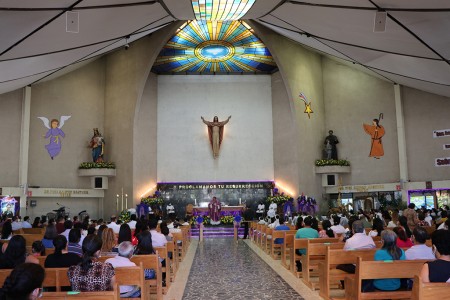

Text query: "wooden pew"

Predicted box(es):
[318, 247, 378, 300]
[252, 223, 262, 243]
[131, 254, 163, 300]
[153, 244, 171, 294]
[269, 229, 296, 259]
[262, 227, 273, 252]
[289, 238, 340, 278]
[166, 240, 178, 282]
[41, 284, 119, 300]
[257, 225, 267, 248]
[300, 241, 345, 289]
[43, 268, 71, 291]
[412, 275, 450, 300]
[114, 262, 145, 300]
[344, 257, 429, 300]
[21, 233, 45, 246]
[281, 233, 294, 270]
[23, 227, 45, 234]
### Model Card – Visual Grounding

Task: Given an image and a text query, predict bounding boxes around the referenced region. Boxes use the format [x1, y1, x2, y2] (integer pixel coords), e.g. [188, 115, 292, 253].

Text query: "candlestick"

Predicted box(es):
[239, 198, 241, 205]
[125, 194, 128, 210]
[116, 194, 119, 212]
[195, 198, 197, 206]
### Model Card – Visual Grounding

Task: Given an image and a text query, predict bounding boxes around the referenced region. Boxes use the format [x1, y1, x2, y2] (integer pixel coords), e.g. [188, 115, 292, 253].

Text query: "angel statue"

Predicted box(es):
[38, 116, 71, 159]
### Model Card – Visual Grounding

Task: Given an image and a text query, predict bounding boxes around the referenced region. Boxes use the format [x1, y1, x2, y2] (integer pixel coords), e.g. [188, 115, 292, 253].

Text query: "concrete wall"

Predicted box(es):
[251, 21, 325, 199]
[157, 75, 274, 182]
[0, 89, 22, 187]
[403, 86, 450, 182]
[103, 22, 182, 218]
[321, 57, 399, 185]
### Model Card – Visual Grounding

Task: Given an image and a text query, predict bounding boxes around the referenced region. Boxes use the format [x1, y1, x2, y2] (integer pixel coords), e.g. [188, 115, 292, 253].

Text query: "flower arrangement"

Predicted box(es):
[220, 215, 234, 224]
[315, 159, 350, 167]
[118, 210, 130, 223]
[266, 194, 290, 205]
[79, 162, 116, 169]
[141, 195, 164, 206]
[190, 215, 210, 225]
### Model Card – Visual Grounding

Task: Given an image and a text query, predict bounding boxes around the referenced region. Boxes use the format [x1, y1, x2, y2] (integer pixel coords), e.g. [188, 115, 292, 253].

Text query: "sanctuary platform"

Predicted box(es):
[191, 225, 245, 238]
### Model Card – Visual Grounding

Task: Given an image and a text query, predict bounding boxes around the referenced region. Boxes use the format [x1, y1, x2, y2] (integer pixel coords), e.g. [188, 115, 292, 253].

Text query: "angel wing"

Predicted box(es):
[37, 117, 50, 129]
[58, 116, 71, 128]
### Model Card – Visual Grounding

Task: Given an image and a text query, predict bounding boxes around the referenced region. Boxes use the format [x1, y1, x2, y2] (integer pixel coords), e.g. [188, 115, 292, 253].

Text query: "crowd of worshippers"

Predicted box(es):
[259, 202, 450, 290]
[0, 212, 190, 299]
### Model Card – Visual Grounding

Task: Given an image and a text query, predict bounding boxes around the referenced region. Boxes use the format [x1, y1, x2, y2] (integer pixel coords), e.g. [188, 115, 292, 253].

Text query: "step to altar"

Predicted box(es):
[191, 226, 245, 238]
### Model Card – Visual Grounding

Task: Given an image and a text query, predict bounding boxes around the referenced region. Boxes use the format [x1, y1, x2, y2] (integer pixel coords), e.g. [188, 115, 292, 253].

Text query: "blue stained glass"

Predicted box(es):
[152, 20, 277, 74]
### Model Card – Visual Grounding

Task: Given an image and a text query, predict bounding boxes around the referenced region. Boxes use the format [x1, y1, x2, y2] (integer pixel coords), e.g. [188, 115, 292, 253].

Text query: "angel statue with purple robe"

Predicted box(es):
[38, 116, 71, 159]
[208, 196, 221, 225]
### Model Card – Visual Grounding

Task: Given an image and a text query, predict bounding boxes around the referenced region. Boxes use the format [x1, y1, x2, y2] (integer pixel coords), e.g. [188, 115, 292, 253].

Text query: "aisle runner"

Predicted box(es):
[182, 239, 304, 300]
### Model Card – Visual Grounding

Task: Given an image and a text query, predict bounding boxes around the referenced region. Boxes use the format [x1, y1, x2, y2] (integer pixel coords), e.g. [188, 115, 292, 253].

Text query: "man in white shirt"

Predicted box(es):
[105, 241, 140, 297]
[148, 218, 167, 247]
[11, 216, 23, 231]
[107, 215, 121, 234]
[406, 227, 435, 260]
[21, 216, 33, 228]
[127, 214, 137, 230]
[343, 221, 376, 250]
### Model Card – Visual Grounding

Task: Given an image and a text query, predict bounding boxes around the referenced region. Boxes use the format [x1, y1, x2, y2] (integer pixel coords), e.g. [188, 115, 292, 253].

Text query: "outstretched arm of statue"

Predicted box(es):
[201, 116, 212, 126]
[218, 115, 231, 126]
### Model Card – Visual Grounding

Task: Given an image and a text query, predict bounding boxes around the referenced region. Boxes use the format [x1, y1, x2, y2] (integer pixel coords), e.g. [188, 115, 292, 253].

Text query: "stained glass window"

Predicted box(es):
[152, 20, 277, 74]
[191, 0, 256, 21]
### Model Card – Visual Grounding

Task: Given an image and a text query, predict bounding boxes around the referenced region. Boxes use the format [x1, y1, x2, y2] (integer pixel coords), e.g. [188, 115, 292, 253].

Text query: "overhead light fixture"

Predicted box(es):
[124, 36, 130, 50]
[191, 0, 256, 21]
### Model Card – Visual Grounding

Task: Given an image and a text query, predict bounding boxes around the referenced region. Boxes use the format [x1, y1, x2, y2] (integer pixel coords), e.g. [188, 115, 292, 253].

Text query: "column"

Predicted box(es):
[19, 86, 31, 215]
[394, 84, 409, 202]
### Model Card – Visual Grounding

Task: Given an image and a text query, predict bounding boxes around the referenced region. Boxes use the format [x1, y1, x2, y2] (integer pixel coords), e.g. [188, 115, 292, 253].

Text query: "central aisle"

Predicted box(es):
[182, 239, 304, 299]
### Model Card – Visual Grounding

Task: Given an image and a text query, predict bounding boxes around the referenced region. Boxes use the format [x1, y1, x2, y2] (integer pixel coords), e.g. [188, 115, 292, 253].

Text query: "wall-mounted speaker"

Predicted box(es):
[30, 200, 37, 207]
[91, 176, 108, 189]
[322, 174, 338, 187]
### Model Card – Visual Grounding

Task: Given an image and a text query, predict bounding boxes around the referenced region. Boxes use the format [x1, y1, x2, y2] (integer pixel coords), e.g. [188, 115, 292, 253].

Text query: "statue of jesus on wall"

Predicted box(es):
[201, 115, 231, 158]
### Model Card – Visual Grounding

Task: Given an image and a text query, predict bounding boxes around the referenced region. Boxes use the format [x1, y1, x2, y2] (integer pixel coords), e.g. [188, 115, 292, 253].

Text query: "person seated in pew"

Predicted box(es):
[419, 229, 450, 283]
[31, 241, 45, 257]
[0, 263, 45, 300]
[294, 216, 319, 271]
[398, 215, 413, 238]
[340, 215, 359, 242]
[105, 241, 141, 298]
[319, 220, 336, 238]
[405, 226, 435, 260]
[160, 222, 173, 242]
[0, 221, 13, 241]
[134, 230, 158, 281]
[330, 215, 346, 235]
[368, 217, 384, 237]
[118, 223, 133, 245]
[68, 234, 116, 291]
[68, 228, 83, 256]
[311, 218, 320, 232]
[41, 219, 58, 248]
[274, 216, 290, 244]
[0, 235, 39, 269]
[45, 235, 81, 268]
[393, 226, 413, 248]
[365, 230, 406, 292]
[100, 228, 117, 255]
[268, 215, 280, 229]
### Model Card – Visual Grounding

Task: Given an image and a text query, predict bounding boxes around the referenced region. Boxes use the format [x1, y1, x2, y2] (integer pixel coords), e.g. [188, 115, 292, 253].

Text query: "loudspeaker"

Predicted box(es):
[91, 176, 108, 189]
[374, 11, 387, 32]
[30, 200, 37, 207]
[322, 174, 338, 187]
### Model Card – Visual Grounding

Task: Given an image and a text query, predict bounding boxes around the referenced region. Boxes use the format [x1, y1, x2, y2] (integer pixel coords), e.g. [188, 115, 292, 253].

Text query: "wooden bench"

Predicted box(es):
[153, 244, 171, 294]
[262, 227, 273, 252]
[114, 262, 145, 300]
[269, 229, 296, 259]
[344, 257, 429, 300]
[41, 284, 119, 300]
[289, 237, 340, 278]
[300, 241, 345, 289]
[131, 254, 163, 300]
[23, 227, 45, 234]
[281, 233, 294, 270]
[166, 240, 178, 282]
[318, 247, 378, 300]
[21, 233, 45, 246]
[411, 275, 450, 299]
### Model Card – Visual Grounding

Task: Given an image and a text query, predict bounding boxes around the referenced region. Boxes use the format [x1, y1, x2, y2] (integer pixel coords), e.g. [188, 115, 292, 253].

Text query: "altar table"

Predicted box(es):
[193, 205, 244, 217]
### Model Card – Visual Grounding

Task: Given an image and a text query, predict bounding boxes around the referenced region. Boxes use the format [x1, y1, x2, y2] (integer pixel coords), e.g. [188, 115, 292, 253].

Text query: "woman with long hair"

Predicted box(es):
[0, 263, 45, 300]
[101, 228, 116, 253]
[371, 230, 405, 291]
[44, 235, 81, 268]
[398, 215, 412, 238]
[1, 221, 13, 241]
[96, 224, 107, 240]
[393, 226, 413, 248]
[420, 229, 450, 282]
[118, 223, 132, 244]
[319, 220, 336, 238]
[68, 235, 115, 291]
[31, 217, 42, 228]
[368, 217, 384, 237]
[41, 220, 58, 248]
[134, 230, 154, 255]
[0, 235, 38, 269]
[387, 210, 399, 228]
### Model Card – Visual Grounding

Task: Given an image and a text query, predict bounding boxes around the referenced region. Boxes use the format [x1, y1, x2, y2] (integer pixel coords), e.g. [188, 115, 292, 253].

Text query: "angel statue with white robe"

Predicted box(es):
[38, 116, 71, 159]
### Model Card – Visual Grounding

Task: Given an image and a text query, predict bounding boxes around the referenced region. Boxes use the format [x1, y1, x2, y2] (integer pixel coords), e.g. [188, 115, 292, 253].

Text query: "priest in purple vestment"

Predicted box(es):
[208, 197, 221, 225]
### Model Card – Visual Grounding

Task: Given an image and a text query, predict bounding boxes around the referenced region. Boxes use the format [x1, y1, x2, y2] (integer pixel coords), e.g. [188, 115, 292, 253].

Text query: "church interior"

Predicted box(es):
[0, 0, 450, 299]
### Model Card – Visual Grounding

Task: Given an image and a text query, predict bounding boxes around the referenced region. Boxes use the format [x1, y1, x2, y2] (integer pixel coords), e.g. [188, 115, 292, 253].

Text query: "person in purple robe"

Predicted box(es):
[208, 197, 221, 225]
[38, 116, 71, 160]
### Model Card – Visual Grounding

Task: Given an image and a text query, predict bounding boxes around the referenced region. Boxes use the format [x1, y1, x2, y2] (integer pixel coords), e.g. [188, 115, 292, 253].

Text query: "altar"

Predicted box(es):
[193, 205, 244, 217]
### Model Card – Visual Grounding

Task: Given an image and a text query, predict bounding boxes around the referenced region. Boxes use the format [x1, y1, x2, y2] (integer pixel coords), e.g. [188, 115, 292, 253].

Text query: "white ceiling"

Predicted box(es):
[0, 0, 449, 97]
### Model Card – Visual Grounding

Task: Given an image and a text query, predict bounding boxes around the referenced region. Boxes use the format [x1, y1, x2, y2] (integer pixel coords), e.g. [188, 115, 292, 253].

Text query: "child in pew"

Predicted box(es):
[105, 241, 141, 298]
[0, 263, 45, 300]
[419, 229, 450, 283]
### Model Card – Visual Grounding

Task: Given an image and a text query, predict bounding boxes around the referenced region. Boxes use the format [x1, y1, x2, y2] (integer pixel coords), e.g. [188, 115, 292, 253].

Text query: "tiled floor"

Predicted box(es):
[164, 238, 323, 300]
